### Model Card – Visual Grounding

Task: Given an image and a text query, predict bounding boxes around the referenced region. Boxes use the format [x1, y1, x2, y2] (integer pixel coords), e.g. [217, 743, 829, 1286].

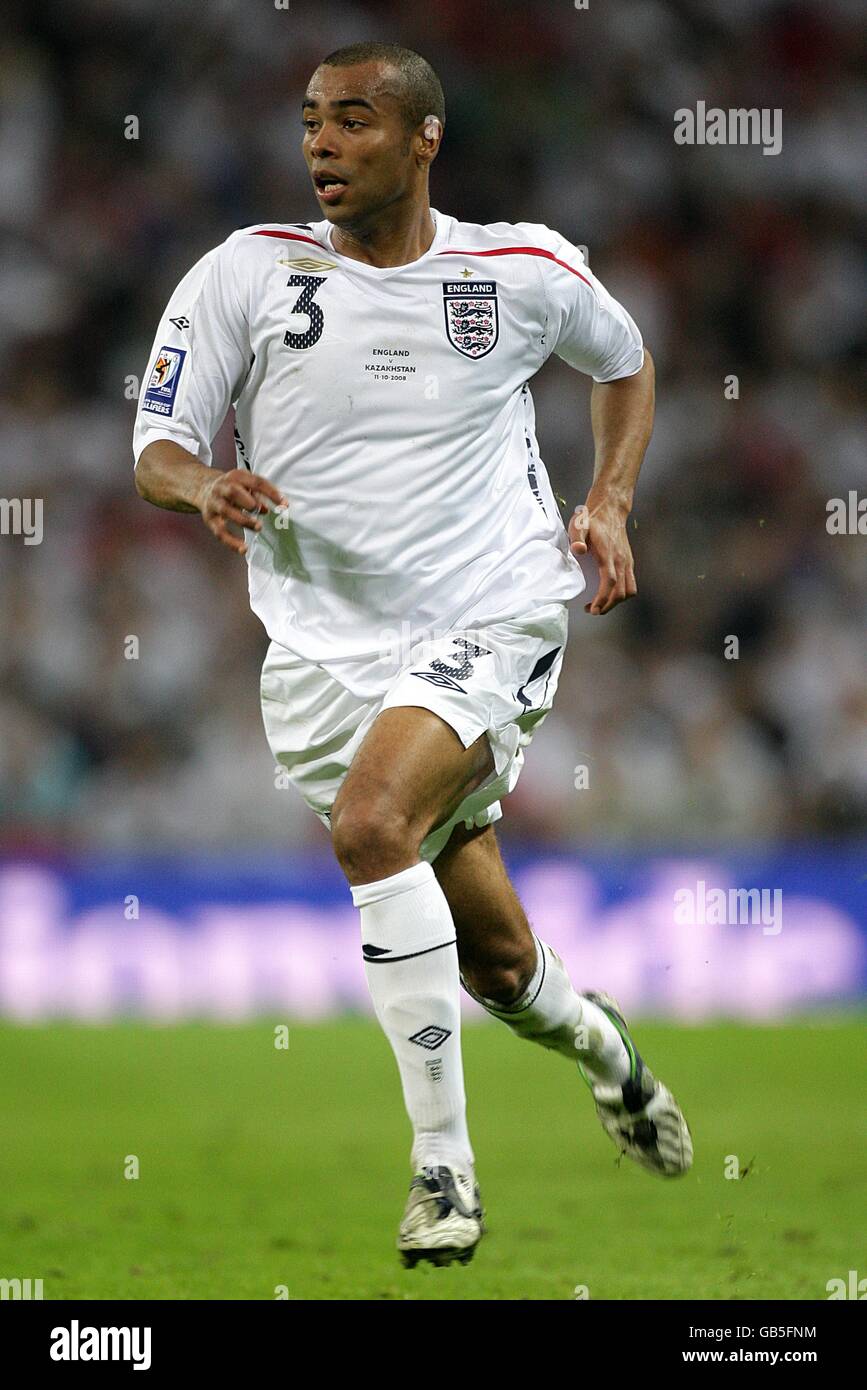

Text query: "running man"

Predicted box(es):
[134, 42, 692, 1269]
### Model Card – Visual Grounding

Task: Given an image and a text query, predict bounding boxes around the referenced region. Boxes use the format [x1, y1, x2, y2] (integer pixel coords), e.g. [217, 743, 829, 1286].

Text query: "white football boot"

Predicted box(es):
[397, 1165, 485, 1268]
[579, 991, 693, 1177]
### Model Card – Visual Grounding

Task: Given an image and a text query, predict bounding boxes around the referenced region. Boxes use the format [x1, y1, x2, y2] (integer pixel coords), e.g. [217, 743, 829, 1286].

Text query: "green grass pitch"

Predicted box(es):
[1, 1017, 864, 1300]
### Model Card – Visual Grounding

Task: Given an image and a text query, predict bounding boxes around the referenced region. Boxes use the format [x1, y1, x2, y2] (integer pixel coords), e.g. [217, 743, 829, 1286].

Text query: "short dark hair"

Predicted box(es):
[319, 43, 445, 131]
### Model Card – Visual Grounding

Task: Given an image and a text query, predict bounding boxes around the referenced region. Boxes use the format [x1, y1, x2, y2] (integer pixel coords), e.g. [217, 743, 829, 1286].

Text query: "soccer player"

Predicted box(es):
[134, 42, 692, 1268]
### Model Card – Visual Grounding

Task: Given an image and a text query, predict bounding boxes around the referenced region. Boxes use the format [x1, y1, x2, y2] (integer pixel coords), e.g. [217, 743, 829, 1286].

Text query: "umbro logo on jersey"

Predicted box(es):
[443, 281, 499, 359]
[277, 255, 338, 272]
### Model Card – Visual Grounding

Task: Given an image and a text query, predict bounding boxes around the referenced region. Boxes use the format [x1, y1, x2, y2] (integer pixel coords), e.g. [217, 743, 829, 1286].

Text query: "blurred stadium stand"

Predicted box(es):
[0, 0, 865, 860]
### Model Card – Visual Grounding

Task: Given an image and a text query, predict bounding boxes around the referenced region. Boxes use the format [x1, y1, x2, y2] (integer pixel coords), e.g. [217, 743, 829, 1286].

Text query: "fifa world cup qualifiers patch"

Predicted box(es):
[442, 281, 499, 359]
[142, 346, 187, 416]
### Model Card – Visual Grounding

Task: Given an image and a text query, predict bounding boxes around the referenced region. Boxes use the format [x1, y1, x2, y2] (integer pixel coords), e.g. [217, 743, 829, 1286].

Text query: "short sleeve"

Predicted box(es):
[133, 233, 251, 467]
[517, 222, 645, 383]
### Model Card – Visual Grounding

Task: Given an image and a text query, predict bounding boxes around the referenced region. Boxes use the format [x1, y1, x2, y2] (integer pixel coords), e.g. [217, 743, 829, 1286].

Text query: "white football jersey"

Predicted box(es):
[133, 209, 644, 697]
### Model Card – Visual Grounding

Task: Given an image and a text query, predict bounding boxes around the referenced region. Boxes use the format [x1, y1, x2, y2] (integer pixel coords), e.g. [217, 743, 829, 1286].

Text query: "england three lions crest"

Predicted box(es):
[442, 281, 499, 358]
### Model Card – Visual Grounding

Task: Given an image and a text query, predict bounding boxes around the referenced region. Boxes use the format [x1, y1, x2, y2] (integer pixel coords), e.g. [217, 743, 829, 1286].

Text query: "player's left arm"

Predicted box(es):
[523, 222, 655, 615]
[568, 349, 655, 615]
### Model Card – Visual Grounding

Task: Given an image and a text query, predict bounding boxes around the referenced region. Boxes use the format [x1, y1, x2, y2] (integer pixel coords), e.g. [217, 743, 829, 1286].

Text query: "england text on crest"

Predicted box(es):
[442, 280, 499, 359]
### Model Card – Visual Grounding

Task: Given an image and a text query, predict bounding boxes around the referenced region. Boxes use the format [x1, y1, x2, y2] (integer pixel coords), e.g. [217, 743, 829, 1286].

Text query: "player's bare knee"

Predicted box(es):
[331, 796, 420, 883]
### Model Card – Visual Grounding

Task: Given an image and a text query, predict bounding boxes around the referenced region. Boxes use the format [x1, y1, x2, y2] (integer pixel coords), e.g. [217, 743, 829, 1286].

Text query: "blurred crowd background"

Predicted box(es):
[1, 0, 865, 854]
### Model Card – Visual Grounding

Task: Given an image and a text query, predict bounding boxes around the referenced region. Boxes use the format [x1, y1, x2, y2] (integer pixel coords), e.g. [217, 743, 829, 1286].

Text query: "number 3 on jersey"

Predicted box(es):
[283, 275, 325, 350]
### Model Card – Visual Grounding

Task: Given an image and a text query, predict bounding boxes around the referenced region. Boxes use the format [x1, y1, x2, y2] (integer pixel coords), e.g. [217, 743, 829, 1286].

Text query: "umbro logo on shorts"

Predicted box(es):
[410, 671, 466, 692]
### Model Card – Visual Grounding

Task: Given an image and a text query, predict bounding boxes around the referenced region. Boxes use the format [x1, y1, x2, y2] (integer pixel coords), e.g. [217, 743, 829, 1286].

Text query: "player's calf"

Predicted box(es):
[459, 946, 536, 1009]
[437, 824, 692, 1176]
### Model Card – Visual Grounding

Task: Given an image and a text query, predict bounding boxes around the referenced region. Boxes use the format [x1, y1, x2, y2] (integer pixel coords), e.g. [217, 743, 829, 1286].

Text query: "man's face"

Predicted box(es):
[302, 62, 420, 226]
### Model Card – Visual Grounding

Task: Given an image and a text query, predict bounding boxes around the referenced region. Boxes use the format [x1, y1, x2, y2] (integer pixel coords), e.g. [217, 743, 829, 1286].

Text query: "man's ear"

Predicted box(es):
[416, 114, 443, 165]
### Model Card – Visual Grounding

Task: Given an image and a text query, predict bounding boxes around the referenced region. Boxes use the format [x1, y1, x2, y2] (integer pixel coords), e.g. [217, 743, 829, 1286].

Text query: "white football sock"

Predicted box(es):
[464, 934, 631, 1086]
[351, 861, 474, 1174]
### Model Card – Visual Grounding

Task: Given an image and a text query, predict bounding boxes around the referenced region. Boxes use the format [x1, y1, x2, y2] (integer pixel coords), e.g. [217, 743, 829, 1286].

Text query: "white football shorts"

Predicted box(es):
[260, 601, 568, 862]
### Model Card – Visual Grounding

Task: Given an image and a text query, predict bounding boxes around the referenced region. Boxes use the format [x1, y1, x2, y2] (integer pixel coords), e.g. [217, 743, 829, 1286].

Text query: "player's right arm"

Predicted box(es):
[135, 438, 285, 555]
[133, 233, 286, 554]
